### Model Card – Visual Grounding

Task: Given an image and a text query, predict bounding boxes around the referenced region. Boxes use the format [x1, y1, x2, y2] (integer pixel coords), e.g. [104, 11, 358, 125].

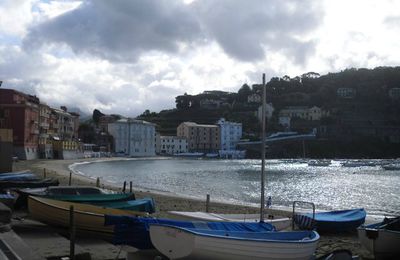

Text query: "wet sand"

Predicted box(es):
[12, 158, 374, 259]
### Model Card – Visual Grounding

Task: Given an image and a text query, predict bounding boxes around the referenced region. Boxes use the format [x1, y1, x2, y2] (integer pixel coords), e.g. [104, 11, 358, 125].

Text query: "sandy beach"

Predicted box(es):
[12, 158, 374, 259]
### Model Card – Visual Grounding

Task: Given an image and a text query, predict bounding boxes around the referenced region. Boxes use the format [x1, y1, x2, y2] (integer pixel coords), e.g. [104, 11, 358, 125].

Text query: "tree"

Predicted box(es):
[92, 109, 105, 125]
[237, 84, 252, 102]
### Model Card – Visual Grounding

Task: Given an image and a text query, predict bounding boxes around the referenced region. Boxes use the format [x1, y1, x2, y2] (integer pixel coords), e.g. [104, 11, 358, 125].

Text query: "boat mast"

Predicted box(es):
[260, 73, 266, 222]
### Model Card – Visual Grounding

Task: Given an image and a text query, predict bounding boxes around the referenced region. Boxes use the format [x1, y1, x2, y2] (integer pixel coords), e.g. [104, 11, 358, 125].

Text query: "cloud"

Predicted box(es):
[23, 0, 322, 64]
[193, 0, 322, 63]
[384, 16, 400, 28]
[24, 0, 203, 62]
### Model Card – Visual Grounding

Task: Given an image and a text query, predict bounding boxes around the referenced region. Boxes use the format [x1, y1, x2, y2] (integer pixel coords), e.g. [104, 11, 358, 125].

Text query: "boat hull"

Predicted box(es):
[150, 225, 319, 260]
[28, 196, 147, 238]
[358, 222, 400, 258]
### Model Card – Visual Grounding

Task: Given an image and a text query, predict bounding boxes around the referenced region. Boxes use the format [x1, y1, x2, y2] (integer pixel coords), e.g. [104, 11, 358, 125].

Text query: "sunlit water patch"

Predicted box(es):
[71, 158, 400, 218]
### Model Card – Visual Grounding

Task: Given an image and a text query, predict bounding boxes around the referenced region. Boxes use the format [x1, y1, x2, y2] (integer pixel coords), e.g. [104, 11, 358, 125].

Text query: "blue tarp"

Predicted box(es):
[104, 215, 276, 249]
[295, 208, 366, 232]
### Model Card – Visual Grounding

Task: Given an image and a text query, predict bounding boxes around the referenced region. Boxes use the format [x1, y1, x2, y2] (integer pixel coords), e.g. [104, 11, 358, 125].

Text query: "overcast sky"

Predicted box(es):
[1, 0, 400, 117]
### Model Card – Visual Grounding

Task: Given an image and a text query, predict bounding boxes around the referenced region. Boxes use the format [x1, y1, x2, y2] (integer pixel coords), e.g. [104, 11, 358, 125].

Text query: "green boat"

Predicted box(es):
[90, 197, 155, 213]
[46, 194, 156, 213]
[48, 193, 136, 203]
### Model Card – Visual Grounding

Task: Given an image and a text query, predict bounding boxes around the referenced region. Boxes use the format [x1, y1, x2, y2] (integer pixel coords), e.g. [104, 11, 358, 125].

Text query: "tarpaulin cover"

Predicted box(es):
[105, 215, 276, 249]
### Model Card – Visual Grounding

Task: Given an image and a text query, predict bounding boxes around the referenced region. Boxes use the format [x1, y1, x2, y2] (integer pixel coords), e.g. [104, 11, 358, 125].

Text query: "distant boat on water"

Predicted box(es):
[341, 160, 377, 167]
[382, 164, 400, 171]
[308, 160, 331, 167]
[173, 152, 204, 157]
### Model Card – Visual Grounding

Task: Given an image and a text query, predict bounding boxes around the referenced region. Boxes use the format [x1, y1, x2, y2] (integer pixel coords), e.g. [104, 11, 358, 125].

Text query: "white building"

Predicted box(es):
[257, 103, 274, 122]
[156, 135, 188, 155]
[279, 106, 328, 121]
[108, 118, 156, 157]
[216, 118, 243, 158]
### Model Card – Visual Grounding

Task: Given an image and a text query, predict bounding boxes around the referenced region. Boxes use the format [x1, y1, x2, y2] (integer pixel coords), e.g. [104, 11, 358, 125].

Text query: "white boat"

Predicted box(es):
[149, 74, 319, 260]
[150, 224, 319, 260]
[357, 217, 400, 259]
[168, 211, 291, 231]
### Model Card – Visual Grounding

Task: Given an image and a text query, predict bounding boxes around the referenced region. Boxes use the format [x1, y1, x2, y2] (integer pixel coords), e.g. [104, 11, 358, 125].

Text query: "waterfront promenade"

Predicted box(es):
[12, 158, 374, 259]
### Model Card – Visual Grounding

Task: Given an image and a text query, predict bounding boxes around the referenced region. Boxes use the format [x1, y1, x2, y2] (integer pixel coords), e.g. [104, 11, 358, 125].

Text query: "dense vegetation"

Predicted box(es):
[81, 66, 400, 158]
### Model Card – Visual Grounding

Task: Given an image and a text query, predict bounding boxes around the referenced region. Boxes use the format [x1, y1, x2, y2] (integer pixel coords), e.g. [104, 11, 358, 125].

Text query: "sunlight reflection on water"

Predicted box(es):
[72, 158, 400, 218]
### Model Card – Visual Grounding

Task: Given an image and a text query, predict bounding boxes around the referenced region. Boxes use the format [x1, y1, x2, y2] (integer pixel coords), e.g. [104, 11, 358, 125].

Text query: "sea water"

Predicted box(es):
[71, 158, 400, 218]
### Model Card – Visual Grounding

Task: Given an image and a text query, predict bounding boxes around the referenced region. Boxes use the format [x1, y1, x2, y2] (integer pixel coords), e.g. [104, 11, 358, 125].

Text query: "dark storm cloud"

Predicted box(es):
[23, 0, 322, 64]
[24, 0, 202, 61]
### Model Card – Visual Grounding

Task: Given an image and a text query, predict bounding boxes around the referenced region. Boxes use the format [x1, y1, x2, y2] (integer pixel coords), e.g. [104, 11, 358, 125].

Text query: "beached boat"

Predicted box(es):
[0, 171, 39, 181]
[294, 208, 366, 232]
[28, 196, 148, 238]
[357, 216, 400, 259]
[105, 215, 276, 250]
[167, 211, 291, 230]
[20, 186, 154, 213]
[18, 185, 115, 196]
[0, 178, 59, 190]
[15, 186, 121, 208]
[149, 224, 319, 260]
[89, 198, 155, 213]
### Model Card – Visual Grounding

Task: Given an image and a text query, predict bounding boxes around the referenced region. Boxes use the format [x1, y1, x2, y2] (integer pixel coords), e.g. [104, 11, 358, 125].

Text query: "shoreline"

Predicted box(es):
[12, 158, 374, 259]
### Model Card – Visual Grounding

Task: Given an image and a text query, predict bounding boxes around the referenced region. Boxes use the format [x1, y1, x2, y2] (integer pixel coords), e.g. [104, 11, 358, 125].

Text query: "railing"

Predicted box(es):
[292, 201, 315, 230]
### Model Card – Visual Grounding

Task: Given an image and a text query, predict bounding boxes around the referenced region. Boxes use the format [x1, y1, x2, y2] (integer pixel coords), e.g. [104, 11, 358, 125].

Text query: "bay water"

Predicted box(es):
[71, 158, 400, 219]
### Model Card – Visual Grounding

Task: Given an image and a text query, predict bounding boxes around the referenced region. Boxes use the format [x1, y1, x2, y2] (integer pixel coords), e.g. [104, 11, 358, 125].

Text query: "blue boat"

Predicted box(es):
[0, 171, 38, 181]
[104, 215, 276, 250]
[294, 208, 366, 232]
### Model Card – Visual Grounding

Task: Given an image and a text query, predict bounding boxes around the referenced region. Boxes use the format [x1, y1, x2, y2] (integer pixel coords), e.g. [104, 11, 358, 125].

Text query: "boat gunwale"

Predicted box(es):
[28, 195, 148, 217]
[149, 223, 320, 244]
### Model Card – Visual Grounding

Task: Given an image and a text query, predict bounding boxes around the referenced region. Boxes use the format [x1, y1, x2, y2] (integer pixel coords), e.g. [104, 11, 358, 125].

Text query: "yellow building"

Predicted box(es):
[177, 122, 220, 152]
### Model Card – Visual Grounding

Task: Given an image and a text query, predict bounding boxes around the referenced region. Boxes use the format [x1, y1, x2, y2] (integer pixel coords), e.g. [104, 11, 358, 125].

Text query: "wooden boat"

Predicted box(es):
[28, 196, 148, 238]
[0, 178, 59, 190]
[149, 224, 319, 260]
[357, 216, 400, 259]
[21, 189, 154, 213]
[15, 186, 123, 208]
[167, 211, 291, 230]
[104, 215, 276, 250]
[294, 208, 366, 232]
